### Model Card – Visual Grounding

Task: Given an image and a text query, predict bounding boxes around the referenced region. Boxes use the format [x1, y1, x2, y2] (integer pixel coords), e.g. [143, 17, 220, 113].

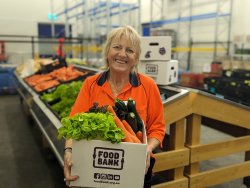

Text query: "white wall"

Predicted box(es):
[0, 0, 64, 63]
[0, 0, 57, 35]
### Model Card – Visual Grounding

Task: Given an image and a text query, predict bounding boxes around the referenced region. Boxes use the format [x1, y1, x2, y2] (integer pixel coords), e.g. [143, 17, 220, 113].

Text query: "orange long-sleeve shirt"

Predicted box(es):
[70, 70, 166, 145]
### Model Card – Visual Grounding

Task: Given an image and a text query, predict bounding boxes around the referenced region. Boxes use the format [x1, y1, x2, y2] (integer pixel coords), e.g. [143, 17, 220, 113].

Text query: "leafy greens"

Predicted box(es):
[41, 81, 83, 118]
[58, 112, 125, 143]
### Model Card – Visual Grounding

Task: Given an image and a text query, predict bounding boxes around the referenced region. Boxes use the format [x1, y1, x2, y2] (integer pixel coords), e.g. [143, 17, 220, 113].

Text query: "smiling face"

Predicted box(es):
[103, 26, 141, 72]
[107, 35, 137, 73]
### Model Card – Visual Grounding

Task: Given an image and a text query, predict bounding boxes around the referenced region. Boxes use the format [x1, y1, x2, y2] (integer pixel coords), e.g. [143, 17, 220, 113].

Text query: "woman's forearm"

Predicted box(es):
[65, 139, 73, 148]
[147, 137, 160, 153]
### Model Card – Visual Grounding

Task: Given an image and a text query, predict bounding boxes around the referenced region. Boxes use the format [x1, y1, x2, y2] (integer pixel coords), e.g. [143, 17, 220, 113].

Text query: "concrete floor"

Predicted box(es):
[0, 95, 66, 188]
[199, 125, 247, 188]
[0, 95, 248, 188]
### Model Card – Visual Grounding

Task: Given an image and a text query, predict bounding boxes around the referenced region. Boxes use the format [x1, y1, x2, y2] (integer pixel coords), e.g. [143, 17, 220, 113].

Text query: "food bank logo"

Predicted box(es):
[93, 147, 124, 170]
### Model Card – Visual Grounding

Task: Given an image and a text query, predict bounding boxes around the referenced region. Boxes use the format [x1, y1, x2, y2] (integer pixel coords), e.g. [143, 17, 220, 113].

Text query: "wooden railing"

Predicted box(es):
[152, 90, 250, 188]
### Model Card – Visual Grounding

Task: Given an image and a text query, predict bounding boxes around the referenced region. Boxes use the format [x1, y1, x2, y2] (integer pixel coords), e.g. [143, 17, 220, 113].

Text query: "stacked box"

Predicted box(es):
[139, 60, 178, 85]
[140, 36, 171, 61]
[139, 36, 178, 85]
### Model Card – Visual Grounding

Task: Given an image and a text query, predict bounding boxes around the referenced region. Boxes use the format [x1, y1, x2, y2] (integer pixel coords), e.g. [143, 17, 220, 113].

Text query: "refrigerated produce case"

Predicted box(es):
[15, 65, 99, 166]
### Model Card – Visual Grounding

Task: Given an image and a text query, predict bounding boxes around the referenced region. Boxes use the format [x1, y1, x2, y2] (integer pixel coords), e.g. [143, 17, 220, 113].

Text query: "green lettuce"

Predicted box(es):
[58, 112, 125, 143]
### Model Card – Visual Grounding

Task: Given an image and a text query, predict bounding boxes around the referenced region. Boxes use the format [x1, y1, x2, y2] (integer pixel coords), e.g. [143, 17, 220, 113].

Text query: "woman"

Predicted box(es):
[63, 25, 166, 187]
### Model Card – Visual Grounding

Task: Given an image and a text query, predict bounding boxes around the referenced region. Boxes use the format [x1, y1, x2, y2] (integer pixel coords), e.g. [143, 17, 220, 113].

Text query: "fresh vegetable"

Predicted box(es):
[122, 120, 136, 137]
[60, 81, 82, 99]
[113, 98, 144, 134]
[136, 131, 143, 142]
[34, 79, 60, 92]
[127, 98, 143, 132]
[113, 116, 134, 143]
[87, 102, 108, 113]
[41, 81, 83, 118]
[126, 112, 138, 133]
[114, 98, 128, 120]
[51, 98, 75, 118]
[107, 105, 116, 116]
[130, 133, 141, 143]
[58, 101, 143, 144]
[107, 105, 141, 143]
[41, 84, 68, 102]
[121, 120, 141, 143]
[58, 112, 125, 143]
[115, 98, 127, 113]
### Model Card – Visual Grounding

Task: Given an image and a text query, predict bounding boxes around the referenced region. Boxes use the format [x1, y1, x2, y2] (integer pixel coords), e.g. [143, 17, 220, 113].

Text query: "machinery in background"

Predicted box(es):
[138, 36, 178, 85]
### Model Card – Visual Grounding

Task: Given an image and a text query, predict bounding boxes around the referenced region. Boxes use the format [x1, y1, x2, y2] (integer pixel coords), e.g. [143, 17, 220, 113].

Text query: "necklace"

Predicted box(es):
[108, 72, 129, 97]
[109, 81, 123, 96]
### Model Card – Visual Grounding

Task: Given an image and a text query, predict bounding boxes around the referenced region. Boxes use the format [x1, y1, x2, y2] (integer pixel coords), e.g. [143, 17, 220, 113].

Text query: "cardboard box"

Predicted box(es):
[138, 60, 178, 85]
[140, 36, 171, 61]
[70, 128, 147, 188]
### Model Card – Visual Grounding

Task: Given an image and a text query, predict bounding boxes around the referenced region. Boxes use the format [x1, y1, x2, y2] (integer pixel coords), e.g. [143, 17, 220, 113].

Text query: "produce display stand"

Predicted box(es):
[153, 87, 250, 188]
[14, 65, 100, 167]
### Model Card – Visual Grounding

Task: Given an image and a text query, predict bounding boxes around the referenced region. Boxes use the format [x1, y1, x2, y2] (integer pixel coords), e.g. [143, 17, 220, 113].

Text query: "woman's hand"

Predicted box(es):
[145, 138, 160, 174]
[145, 148, 151, 174]
[64, 151, 79, 187]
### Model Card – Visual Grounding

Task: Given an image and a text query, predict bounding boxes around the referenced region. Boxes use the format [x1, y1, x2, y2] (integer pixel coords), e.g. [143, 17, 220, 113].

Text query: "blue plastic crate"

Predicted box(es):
[0, 72, 17, 90]
[0, 66, 16, 73]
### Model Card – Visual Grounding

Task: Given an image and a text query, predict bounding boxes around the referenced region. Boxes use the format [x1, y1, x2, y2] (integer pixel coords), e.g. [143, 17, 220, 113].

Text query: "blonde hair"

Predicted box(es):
[102, 25, 141, 71]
